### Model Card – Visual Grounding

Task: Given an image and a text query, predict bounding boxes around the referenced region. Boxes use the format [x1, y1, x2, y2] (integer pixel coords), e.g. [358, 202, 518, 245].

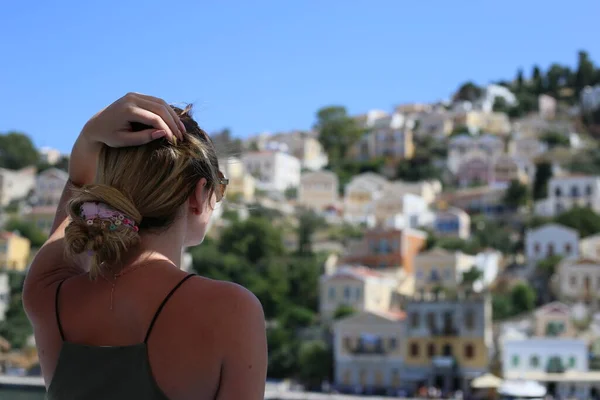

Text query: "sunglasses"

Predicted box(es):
[216, 170, 229, 202]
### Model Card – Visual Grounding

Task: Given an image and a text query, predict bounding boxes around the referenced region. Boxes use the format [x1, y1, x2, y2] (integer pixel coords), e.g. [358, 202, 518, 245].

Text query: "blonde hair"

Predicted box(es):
[64, 105, 220, 278]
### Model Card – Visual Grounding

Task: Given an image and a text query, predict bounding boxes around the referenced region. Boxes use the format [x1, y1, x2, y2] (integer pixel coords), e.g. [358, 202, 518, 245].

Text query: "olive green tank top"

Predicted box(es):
[46, 273, 196, 400]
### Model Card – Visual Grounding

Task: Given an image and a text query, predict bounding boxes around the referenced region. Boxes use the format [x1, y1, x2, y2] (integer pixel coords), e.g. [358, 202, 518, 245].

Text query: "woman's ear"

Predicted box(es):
[189, 178, 208, 214]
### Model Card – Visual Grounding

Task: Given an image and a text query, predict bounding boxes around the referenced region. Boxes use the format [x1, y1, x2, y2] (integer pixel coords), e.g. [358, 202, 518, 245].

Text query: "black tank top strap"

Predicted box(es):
[144, 273, 195, 343]
[55, 279, 67, 341]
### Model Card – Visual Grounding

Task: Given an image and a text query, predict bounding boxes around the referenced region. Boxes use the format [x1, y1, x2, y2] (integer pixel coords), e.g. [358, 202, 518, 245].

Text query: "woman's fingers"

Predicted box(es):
[126, 107, 177, 144]
[118, 128, 168, 146]
[129, 93, 185, 138]
[132, 97, 183, 141]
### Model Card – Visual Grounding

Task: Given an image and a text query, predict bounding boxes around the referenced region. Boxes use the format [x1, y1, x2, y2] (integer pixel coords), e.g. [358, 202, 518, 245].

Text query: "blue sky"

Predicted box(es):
[1, 0, 599, 153]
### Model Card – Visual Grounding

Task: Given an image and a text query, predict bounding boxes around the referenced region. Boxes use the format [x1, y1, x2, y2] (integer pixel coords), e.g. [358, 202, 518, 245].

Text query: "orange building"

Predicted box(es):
[343, 228, 426, 273]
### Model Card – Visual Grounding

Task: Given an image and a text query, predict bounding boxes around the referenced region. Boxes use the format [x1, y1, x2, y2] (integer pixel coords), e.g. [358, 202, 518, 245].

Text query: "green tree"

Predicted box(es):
[315, 106, 364, 169]
[515, 68, 524, 92]
[284, 186, 298, 200]
[218, 217, 285, 264]
[0, 132, 40, 170]
[503, 180, 529, 209]
[462, 267, 483, 288]
[536, 255, 563, 277]
[541, 131, 570, 149]
[492, 294, 513, 321]
[493, 96, 509, 113]
[531, 65, 544, 95]
[533, 162, 553, 200]
[296, 210, 325, 256]
[555, 207, 600, 238]
[286, 255, 322, 312]
[267, 324, 299, 379]
[396, 151, 443, 182]
[297, 340, 333, 389]
[0, 271, 32, 348]
[575, 50, 595, 94]
[4, 218, 47, 248]
[454, 82, 482, 102]
[333, 305, 356, 320]
[510, 282, 536, 315]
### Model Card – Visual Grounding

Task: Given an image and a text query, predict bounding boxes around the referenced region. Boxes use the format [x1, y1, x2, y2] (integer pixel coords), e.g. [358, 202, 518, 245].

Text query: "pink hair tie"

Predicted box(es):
[80, 202, 138, 232]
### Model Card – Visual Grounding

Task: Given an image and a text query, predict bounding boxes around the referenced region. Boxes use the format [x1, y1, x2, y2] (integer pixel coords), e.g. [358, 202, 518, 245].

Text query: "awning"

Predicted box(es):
[471, 373, 503, 389]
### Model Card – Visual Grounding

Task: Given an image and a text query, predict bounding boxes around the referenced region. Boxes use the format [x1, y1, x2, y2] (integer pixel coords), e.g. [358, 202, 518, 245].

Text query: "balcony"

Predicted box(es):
[344, 335, 396, 356]
[432, 356, 456, 369]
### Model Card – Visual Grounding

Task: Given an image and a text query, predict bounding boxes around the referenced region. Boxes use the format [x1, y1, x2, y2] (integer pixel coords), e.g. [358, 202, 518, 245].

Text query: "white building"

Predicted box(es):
[447, 134, 504, 174]
[580, 234, 600, 260]
[333, 310, 405, 392]
[502, 338, 588, 378]
[0, 272, 9, 322]
[33, 168, 68, 207]
[267, 131, 328, 171]
[557, 258, 600, 306]
[535, 175, 600, 217]
[473, 250, 502, 292]
[475, 84, 518, 113]
[524, 223, 579, 265]
[433, 207, 471, 240]
[343, 173, 388, 225]
[241, 151, 301, 192]
[581, 84, 600, 112]
[39, 147, 62, 165]
[0, 167, 36, 206]
[376, 193, 434, 230]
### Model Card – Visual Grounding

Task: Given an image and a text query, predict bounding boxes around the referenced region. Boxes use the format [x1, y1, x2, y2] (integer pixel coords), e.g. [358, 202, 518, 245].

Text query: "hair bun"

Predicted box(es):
[64, 184, 142, 279]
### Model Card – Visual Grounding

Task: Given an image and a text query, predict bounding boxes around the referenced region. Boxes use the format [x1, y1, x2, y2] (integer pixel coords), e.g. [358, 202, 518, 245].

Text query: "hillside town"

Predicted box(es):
[1, 52, 600, 399]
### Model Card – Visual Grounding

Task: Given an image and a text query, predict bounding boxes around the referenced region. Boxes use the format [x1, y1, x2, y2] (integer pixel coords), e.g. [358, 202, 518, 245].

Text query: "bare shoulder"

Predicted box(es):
[182, 277, 265, 328]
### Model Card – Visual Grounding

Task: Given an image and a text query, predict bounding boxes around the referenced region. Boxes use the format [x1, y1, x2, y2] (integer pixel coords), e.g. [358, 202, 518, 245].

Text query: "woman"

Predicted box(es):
[22, 93, 267, 399]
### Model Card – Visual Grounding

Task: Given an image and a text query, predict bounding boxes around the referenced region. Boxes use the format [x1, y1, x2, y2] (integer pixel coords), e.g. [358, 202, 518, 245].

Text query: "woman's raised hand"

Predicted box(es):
[81, 92, 185, 147]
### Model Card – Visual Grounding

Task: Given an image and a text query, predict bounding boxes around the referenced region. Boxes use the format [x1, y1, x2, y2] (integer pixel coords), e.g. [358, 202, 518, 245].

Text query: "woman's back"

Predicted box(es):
[34, 261, 262, 400]
[22, 94, 267, 399]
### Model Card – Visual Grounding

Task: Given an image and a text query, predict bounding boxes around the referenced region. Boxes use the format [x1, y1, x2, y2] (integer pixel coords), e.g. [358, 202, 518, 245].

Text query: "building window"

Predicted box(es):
[586, 185, 593, 196]
[465, 310, 475, 330]
[548, 243, 555, 256]
[410, 342, 419, 357]
[530, 355, 540, 368]
[571, 186, 580, 197]
[570, 275, 577, 287]
[410, 312, 420, 328]
[355, 287, 362, 300]
[343, 286, 351, 301]
[442, 344, 453, 357]
[512, 355, 520, 367]
[427, 312, 436, 332]
[534, 243, 540, 255]
[427, 343, 435, 357]
[464, 343, 474, 359]
[568, 356, 576, 368]
[565, 243, 572, 255]
[328, 287, 336, 301]
[388, 337, 397, 350]
[555, 187, 562, 197]
[343, 337, 352, 351]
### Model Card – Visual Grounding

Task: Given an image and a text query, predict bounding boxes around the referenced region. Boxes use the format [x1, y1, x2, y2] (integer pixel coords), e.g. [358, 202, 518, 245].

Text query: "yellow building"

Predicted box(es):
[403, 293, 492, 395]
[414, 248, 475, 292]
[0, 231, 31, 271]
[298, 171, 339, 211]
[219, 157, 256, 203]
